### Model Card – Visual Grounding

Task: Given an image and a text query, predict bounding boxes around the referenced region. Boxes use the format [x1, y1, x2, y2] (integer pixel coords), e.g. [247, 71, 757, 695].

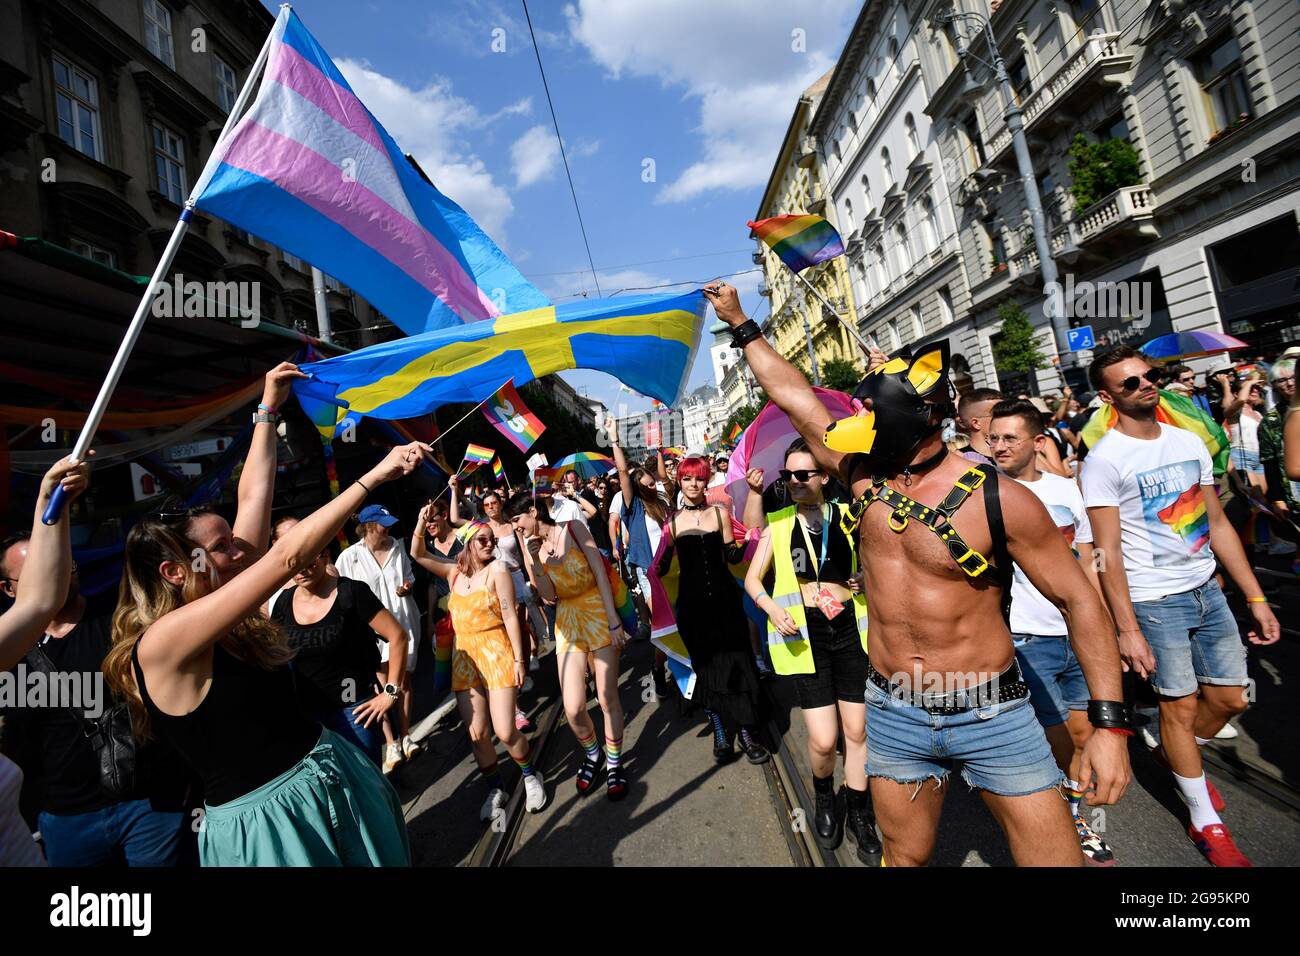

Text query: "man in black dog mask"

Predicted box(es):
[707, 280, 1129, 867]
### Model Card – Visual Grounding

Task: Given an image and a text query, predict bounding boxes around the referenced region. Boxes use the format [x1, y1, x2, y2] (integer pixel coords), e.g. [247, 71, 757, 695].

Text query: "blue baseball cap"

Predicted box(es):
[357, 504, 398, 527]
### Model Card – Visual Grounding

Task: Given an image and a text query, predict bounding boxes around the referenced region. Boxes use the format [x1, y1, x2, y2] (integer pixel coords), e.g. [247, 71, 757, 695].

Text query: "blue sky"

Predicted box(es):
[264, 0, 860, 416]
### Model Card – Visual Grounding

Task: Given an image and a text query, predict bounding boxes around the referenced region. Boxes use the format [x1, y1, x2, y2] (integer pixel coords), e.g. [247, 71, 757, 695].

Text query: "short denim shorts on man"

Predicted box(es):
[864, 672, 1063, 796]
[1131, 577, 1248, 698]
[1011, 633, 1088, 728]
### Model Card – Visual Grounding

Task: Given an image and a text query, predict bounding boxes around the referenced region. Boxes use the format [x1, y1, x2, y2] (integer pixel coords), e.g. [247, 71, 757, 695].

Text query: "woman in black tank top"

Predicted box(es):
[103, 440, 434, 867]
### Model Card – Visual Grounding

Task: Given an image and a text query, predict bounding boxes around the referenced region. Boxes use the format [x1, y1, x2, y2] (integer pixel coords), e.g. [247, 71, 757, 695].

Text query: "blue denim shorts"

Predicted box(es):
[1012, 634, 1088, 728]
[1131, 578, 1248, 698]
[864, 673, 1064, 796]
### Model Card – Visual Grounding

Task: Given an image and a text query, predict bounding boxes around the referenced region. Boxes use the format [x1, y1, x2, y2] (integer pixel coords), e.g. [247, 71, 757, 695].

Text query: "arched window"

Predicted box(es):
[843, 198, 854, 233]
[894, 222, 910, 275]
[873, 243, 888, 291]
[866, 78, 877, 108]
[911, 304, 924, 341]
[905, 113, 920, 159]
[920, 196, 938, 253]
[887, 317, 901, 350]
[855, 258, 871, 301]
[861, 173, 873, 211]
[881, 147, 893, 187]
[888, 37, 900, 74]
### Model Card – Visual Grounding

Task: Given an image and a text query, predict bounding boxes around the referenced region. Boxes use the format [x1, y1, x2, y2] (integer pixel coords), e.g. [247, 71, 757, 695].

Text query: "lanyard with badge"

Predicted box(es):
[802, 504, 845, 620]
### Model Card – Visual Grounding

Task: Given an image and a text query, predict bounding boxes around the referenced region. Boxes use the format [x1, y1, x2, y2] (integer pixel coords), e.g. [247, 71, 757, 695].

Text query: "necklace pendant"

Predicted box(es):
[902, 469, 913, 487]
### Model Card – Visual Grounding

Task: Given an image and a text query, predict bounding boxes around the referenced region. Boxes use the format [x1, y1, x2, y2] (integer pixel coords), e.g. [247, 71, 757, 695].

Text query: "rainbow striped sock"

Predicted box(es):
[482, 762, 503, 792]
[512, 753, 535, 778]
[605, 736, 623, 769]
[577, 730, 600, 763]
[1065, 778, 1083, 817]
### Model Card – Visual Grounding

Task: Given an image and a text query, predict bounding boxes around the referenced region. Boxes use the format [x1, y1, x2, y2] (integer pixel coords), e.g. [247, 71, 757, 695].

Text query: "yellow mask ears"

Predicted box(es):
[907, 347, 946, 395]
[823, 411, 877, 454]
[870, 357, 909, 377]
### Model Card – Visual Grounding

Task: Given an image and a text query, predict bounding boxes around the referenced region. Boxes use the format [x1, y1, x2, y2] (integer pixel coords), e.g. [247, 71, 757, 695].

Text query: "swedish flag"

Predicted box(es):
[294, 290, 707, 438]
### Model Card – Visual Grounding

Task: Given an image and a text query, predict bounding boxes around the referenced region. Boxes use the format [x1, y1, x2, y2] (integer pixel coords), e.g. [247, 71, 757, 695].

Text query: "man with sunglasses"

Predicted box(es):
[1082, 346, 1279, 866]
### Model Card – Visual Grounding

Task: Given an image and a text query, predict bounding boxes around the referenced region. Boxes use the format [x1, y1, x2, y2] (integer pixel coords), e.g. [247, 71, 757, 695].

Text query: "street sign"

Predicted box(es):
[163, 437, 230, 461]
[1066, 325, 1096, 351]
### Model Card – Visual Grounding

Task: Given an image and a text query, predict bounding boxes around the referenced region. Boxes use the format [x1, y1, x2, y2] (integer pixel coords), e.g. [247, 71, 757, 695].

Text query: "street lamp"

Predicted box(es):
[940, 7, 1070, 370]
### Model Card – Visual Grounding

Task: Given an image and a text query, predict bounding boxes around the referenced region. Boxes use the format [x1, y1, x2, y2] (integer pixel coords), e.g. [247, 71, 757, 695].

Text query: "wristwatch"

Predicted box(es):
[383, 683, 401, 700]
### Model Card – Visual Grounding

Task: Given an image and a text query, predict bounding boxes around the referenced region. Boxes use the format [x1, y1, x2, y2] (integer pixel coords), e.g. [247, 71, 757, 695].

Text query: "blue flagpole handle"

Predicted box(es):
[41, 483, 68, 526]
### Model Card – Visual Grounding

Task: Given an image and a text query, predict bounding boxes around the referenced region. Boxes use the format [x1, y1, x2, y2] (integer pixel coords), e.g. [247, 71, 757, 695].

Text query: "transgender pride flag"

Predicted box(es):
[193, 8, 547, 335]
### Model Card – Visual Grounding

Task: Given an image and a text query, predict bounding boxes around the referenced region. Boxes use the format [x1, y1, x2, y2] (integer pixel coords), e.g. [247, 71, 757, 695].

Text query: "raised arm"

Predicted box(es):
[140, 442, 433, 670]
[742, 468, 767, 531]
[232, 362, 306, 557]
[705, 283, 847, 482]
[607, 415, 635, 508]
[1004, 478, 1129, 806]
[448, 474, 465, 526]
[410, 504, 456, 579]
[0, 457, 90, 671]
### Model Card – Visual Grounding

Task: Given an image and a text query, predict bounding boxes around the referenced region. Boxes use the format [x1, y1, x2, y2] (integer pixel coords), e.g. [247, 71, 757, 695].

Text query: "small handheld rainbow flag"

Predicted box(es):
[481, 378, 546, 452]
[463, 442, 494, 465]
[1080, 388, 1230, 475]
[492, 457, 504, 482]
[533, 466, 561, 491]
[727, 422, 743, 443]
[748, 214, 845, 273]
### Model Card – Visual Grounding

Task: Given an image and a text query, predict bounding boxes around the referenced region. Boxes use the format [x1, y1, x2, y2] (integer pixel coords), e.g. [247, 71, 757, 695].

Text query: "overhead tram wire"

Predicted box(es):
[521, 0, 602, 298]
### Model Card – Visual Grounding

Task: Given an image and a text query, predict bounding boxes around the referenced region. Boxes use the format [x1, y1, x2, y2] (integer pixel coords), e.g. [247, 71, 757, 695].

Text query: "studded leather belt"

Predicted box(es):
[866, 658, 1029, 714]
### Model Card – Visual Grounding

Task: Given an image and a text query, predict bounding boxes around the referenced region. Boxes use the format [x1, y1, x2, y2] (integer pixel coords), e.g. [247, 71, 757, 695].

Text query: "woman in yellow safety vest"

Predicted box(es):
[744, 438, 880, 865]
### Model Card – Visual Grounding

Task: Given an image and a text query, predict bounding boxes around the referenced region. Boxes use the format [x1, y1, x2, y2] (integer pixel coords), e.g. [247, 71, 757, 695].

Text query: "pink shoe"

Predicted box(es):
[515, 708, 534, 733]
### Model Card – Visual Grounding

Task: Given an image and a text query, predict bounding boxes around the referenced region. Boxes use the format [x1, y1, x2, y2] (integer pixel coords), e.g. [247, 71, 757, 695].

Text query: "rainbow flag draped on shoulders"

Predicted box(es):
[192, 7, 547, 335]
[294, 290, 706, 439]
[1080, 388, 1231, 475]
[748, 214, 845, 273]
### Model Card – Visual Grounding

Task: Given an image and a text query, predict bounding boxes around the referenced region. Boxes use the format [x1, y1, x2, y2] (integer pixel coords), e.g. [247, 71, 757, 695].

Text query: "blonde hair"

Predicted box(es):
[103, 514, 294, 739]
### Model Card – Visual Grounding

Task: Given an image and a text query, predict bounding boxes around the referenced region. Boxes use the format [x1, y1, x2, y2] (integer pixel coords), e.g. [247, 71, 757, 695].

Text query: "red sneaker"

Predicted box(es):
[1187, 823, 1252, 867]
[1152, 745, 1226, 812]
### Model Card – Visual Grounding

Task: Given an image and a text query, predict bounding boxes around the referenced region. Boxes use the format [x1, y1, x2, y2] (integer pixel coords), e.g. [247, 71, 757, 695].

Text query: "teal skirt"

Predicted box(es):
[198, 728, 410, 867]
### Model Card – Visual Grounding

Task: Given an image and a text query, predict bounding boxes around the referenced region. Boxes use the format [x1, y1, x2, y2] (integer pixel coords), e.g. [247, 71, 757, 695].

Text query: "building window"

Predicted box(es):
[921, 196, 938, 253]
[1194, 33, 1252, 135]
[873, 243, 888, 291]
[843, 198, 854, 234]
[905, 113, 920, 160]
[152, 122, 186, 204]
[894, 222, 910, 276]
[833, 138, 842, 161]
[990, 229, 1008, 270]
[940, 19, 961, 70]
[936, 286, 955, 329]
[143, 0, 175, 69]
[861, 173, 873, 212]
[1008, 56, 1031, 104]
[958, 110, 986, 170]
[216, 57, 239, 113]
[886, 317, 901, 350]
[70, 238, 116, 268]
[1095, 112, 1130, 143]
[881, 147, 893, 187]
[1039, 172, 1061, 227]
[888, 37, 900, 75]
[910, 304, 924, 341]
[855, 259, 871, 302]
[51, 55, 102, 162]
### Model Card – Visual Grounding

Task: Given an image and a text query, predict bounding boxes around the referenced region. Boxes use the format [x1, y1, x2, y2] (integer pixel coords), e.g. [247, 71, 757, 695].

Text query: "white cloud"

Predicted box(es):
[335, 58, 528, 239]
[426, 1, 570, 58]
[511, 124, 561, 188]
[565, 0, 858, 203]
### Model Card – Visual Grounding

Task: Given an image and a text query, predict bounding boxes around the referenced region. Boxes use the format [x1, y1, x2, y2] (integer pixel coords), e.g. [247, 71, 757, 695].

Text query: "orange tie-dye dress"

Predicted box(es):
[541, 540, 613, 656]
[448, 573, 517, 692]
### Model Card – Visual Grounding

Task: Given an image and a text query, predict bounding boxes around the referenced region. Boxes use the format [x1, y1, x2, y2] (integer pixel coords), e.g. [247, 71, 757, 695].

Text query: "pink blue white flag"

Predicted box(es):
[192, 8, 547, 336]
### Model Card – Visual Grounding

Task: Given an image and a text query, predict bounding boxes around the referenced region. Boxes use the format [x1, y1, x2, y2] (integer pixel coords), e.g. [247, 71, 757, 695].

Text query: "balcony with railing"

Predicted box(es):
[986, 33, 1134, 166]
[1008, 184, 1158, 280]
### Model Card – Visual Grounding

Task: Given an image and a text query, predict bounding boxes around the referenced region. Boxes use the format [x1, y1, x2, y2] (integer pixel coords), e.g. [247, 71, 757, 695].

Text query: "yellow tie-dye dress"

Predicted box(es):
[542, 538, 613, 655]
[448, 574, 517, 692]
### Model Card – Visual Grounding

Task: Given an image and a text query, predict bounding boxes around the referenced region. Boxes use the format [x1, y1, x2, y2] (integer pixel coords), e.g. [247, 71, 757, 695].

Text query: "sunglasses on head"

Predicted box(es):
[1116, 368, 1162, 392]
[779, 468, 823, 483]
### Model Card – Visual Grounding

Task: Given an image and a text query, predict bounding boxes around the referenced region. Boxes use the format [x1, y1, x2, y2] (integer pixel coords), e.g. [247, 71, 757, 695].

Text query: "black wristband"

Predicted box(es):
[1087, 700, 1131, 730]
[730, 320, 763, 349]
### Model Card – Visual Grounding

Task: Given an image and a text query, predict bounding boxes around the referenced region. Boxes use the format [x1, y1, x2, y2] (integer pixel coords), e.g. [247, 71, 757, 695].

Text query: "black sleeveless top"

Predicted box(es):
[131, 641, 320, 806]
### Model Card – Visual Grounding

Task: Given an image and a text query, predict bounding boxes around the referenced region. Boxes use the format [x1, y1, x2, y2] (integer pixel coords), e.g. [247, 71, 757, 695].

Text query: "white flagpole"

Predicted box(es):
[42, 7, 286, 523]
[788, 265, 881, 358]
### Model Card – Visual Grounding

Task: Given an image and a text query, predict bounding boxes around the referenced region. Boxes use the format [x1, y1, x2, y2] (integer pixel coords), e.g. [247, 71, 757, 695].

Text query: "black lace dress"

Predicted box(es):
[665, 530, 763, 727]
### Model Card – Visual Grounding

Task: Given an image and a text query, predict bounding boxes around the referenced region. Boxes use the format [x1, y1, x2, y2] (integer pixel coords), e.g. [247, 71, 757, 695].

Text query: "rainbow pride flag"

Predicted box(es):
[463, 442, 494, 465]
[1158, 484, 1210, 553]
[492, 457, 504, 482]
[533, 466, 560, 491]
[1079, 388, 1230, 475]
[481, 378, 545, 452]
[727, 422, 742, 443]
[748, 214, 845, 273]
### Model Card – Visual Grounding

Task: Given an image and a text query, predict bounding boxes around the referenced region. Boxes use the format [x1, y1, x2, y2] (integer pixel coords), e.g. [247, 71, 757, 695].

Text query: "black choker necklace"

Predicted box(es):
[682, 501, 709, 511]
[893, 446, 948, 486]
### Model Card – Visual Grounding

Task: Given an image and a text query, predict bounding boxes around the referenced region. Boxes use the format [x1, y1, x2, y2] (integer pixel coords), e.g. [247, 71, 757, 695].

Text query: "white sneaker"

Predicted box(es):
[523, 774, 548, 812]
[479, 787, 508, 822]
[529, 655, 540, 672]
[1215, 723, 1239, 740]
[401, 735, 422, 759]
[1140, 725, 1160, 751]
[383, 742, 404, 774]
[520, 676, 535, 694]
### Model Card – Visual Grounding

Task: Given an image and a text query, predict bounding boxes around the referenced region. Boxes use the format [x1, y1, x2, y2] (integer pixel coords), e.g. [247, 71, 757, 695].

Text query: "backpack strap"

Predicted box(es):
[976, 464, 1014, 625]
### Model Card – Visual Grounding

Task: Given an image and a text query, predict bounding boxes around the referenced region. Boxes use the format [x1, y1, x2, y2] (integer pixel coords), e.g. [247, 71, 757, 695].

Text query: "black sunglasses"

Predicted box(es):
[1117, 368, 1163, 392]
[779, 468, 823, 483]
